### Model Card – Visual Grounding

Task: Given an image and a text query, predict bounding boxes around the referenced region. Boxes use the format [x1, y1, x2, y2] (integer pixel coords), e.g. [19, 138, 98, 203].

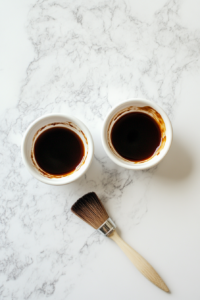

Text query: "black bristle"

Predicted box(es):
[71, 192, 109, 229]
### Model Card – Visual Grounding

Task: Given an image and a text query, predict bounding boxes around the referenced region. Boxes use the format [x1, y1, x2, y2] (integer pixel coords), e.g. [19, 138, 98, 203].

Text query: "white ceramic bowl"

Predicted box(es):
[102, 99, 173, 170]
[21, 114, 94, 185]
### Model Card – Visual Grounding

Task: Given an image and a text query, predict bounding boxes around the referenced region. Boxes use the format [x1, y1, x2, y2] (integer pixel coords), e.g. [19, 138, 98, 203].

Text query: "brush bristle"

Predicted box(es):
[71, 192, 109, 229]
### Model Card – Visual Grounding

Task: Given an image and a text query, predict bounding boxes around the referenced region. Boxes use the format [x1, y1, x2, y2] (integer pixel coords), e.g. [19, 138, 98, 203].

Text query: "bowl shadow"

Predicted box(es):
[155, 138, 193, 181]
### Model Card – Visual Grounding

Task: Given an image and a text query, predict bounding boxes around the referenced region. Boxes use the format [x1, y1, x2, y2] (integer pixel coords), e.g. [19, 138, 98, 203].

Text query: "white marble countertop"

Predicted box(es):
[1, 0, 200, 299]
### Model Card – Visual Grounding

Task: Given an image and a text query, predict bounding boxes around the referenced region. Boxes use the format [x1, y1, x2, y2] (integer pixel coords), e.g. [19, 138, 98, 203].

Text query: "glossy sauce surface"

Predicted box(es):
[111, 112, 161, 161]
[34, 127, 84, 175]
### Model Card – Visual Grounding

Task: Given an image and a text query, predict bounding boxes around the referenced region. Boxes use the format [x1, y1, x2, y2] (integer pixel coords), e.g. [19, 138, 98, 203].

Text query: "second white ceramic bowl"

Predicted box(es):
[102, 99, 173, 170]
[21, 114, 94, 185]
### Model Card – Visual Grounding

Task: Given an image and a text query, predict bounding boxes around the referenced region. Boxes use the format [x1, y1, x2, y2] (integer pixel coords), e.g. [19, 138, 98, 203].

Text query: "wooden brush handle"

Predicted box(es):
[109, 230, 169, 292]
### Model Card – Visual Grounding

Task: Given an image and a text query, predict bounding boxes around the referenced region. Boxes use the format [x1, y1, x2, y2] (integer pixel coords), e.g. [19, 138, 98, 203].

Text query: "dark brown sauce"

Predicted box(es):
[111, 112, 161, 161]
[34, 127, 84, 175]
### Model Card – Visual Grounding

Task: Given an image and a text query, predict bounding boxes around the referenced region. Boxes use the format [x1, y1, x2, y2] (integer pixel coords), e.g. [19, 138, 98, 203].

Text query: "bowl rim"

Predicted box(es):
[21, 113, 94, 185]
[101, 98, 173, 170]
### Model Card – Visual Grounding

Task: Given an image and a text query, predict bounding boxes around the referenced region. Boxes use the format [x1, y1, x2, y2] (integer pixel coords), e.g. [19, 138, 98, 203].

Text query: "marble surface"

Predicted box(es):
[1, 0, 200, 299]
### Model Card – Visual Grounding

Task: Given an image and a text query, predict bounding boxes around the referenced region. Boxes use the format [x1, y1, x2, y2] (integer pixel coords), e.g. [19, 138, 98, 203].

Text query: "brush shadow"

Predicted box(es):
[115, 227, 122, 237]
[155, 138, 193, 181]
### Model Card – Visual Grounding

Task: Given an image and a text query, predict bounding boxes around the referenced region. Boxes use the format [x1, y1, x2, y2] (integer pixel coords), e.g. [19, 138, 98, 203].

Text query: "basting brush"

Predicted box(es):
[71, 192, 169, 292]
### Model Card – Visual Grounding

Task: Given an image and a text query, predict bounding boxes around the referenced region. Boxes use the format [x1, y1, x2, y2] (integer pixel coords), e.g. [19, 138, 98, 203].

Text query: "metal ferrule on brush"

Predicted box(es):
[97, 218, 116, 236]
